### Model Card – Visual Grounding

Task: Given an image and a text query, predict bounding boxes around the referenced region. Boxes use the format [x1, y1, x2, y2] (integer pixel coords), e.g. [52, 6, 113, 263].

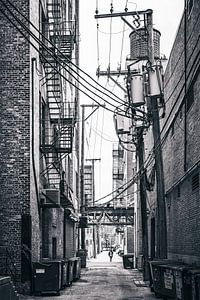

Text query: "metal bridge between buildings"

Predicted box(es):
[85, 206, 134, 226]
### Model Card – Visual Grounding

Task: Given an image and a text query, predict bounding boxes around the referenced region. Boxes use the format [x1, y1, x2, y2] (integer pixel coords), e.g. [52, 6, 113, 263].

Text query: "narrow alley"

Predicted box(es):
[1, 0, 200, 299]
[20, 251, 156, 300]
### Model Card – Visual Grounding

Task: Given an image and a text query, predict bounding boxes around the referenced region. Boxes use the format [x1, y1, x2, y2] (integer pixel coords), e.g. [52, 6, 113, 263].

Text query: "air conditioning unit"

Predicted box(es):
[40, 189, 60, 206]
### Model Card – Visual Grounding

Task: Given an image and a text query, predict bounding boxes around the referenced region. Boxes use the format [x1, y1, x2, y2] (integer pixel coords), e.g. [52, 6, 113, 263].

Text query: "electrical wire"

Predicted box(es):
[0, 3, 133, 120]
[92, 122, 170, 207]
[1, 0, 184, 209]
[0, 0, 131, 111]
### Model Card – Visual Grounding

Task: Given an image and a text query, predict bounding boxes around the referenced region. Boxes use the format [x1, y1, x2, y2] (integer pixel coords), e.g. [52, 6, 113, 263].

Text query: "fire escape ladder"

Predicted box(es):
[40, 0, 75, 191]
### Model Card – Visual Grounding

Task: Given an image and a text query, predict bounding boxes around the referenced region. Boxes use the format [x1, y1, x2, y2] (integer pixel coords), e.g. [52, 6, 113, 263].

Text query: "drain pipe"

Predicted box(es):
[31, 57, 40, 213]
[184, 3, 187, 172]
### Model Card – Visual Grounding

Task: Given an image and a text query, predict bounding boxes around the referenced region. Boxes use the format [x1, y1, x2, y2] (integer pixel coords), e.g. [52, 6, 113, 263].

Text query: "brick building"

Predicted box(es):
[0, 0, 80, 293]
[146, 0, 200, 264]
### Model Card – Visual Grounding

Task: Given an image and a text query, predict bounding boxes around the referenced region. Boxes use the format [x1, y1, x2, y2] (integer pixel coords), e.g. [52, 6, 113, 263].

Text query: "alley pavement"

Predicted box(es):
[20, 251, 157, 300]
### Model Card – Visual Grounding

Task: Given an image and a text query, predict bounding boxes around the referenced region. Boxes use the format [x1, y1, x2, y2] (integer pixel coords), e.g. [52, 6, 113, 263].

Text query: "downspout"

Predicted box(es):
[31, 57, 40, 213]
[184, 3, 187, 172]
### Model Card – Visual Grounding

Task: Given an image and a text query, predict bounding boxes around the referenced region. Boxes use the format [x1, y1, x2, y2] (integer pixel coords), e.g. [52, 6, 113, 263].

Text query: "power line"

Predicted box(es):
[0, 0, 131, 111]
[0, 2, 133, 119]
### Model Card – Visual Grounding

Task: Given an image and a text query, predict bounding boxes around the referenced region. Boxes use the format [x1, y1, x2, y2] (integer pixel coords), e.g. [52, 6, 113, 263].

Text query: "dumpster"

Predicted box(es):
[67, 258, 74, 286]
[32, 260, 62, 295]
[181, 268, 200, 300]
[149, 260, 182, 298]
[122, 253, 134, 269]
[195, 273, 200, 300]
[73, 257, 81, 280]
[170, 264, 194, 300]
[77, 249, 87, 268]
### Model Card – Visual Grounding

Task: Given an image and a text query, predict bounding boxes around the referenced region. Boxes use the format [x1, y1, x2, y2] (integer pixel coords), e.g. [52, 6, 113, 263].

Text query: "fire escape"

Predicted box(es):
[112, 144, 125, 208]
[40, 0, 76, 207]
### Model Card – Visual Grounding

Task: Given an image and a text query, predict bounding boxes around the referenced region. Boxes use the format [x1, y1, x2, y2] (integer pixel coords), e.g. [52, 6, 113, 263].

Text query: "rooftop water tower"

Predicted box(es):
[129, 28, 161, 60]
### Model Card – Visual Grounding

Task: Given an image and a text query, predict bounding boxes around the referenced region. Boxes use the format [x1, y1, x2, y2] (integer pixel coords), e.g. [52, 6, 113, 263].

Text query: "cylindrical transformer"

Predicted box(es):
[148, 65, 163, 97]
[130, 74, 145, 107]
[129, 28, 161, 60]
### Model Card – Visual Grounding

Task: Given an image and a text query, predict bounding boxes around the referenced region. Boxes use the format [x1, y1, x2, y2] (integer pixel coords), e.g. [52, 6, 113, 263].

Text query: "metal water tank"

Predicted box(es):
[130, 28, 161, 60]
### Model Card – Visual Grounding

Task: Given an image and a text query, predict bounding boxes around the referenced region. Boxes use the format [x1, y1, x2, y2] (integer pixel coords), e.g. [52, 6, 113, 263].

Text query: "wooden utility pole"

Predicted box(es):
[147, 11, 167, 258]
[94, 6, 167, 263]
[137, 129, 149, 280]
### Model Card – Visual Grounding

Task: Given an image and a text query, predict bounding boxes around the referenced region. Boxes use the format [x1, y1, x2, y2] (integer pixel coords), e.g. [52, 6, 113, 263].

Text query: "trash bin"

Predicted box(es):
[77, 249, 87, 268]
[66, 258, 74, 286]
[169, 264, 191, 300]
[149, 260, 182, 298]
[122, 253, 134, 269]
[195, 273, 200, 300]
[32, 260, 62, 295]
[73, 257, 81, 280]
[181, 268, 200, 300]
[61, 260, 69, 289]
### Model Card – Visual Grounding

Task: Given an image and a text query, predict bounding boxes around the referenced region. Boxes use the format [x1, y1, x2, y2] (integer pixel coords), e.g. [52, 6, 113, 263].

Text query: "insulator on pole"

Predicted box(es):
[130, 74, 145, 107]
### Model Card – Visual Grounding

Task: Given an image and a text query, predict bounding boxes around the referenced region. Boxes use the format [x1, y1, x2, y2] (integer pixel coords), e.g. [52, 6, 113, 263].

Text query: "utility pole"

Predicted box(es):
[136, 129, 149, 280]
[80, 104, 99, 250]
[94, 7, 167, 266]
[147, 11, 167, 258]
[86, 158, 101, 258]
[80, 105, 85, 250]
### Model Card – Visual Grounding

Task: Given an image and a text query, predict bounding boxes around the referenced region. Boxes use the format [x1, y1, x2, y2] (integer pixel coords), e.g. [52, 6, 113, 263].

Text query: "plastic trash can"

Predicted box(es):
[66, 258, 74, 286]
[122, 253, 134, 269]
[73, 257, 81, 280]
[61, 260, 69, 288]
[77, 249, 87, 268]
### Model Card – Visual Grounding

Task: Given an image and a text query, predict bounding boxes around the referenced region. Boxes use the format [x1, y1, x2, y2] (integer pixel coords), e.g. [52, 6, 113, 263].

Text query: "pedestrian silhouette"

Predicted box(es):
[108, 249, 113, 262]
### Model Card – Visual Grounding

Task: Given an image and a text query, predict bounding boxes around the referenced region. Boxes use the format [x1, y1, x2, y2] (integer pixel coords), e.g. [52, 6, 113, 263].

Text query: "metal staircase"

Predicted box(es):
[40, 0, 76, 191]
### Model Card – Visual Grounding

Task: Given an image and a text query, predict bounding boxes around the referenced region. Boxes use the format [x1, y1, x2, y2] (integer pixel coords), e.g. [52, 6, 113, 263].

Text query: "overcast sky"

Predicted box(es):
[79, 0, 184, 202]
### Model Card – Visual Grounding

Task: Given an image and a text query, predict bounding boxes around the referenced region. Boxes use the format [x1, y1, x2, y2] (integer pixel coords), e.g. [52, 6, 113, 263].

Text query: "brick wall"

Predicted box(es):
[0, 0, 31, 284]
[0, 0, 42, 292]
[147, 0, 200, 263]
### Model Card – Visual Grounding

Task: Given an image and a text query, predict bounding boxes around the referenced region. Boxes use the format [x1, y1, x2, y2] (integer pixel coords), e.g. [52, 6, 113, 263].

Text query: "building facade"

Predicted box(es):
[0, 0, 80, 293]
[144, 0, 200, 264]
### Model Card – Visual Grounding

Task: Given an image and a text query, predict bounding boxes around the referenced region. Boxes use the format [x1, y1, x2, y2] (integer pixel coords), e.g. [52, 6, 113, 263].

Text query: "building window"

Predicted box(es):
[192, 173, 199, 191]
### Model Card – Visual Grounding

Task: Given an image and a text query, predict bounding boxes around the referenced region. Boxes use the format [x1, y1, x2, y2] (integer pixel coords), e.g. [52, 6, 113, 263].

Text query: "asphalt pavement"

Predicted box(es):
[20, 251, 158, 300]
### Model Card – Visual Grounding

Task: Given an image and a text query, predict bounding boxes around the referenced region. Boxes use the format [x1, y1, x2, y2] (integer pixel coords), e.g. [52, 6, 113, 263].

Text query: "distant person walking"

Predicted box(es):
[108, 249, 113, 262]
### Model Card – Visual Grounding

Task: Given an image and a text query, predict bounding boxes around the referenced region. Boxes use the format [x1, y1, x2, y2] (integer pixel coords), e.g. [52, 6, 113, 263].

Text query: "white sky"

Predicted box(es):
[79, 0, 184, 202]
